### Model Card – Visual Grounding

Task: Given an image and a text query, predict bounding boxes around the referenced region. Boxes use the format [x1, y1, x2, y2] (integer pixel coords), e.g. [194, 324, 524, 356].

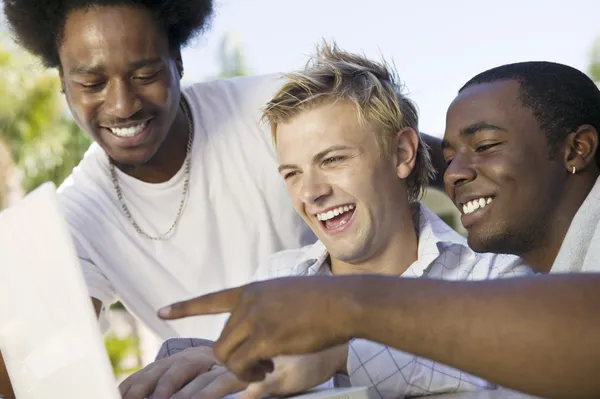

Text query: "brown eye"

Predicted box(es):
[475, 143, 500, 153]
[78, 81, 105, 91]
[134, 70, 161, 82]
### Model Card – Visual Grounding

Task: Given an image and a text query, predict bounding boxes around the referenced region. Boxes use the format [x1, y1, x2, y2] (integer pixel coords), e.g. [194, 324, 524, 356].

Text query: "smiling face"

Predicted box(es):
[58, 5, 182, 166]
[442, 80, 567, 256]
[275, 101, 416, 264]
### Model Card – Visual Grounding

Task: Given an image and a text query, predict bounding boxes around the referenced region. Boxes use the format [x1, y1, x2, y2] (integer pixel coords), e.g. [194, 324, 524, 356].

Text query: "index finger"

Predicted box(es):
[158, 286, 244, 320]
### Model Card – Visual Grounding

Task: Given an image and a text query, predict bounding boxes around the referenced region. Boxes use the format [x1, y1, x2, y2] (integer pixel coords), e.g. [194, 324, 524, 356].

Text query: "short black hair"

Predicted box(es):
[460, 61, 600, 167]
[3, 0, 214, 68]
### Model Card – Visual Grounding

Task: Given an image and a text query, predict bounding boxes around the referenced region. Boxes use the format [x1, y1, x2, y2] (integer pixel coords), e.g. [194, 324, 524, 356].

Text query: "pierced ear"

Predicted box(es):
[563, 125, 599, 174]
[394, 127, 419, 179]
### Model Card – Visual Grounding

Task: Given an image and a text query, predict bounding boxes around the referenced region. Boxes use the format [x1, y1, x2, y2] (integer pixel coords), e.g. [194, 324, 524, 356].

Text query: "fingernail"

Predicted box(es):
[158, 306, 171, 318]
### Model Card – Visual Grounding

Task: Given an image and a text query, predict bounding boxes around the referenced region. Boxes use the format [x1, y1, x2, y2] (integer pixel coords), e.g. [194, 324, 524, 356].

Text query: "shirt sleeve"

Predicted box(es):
[347, 339, 493, 399]
[72, 235, 118, 333]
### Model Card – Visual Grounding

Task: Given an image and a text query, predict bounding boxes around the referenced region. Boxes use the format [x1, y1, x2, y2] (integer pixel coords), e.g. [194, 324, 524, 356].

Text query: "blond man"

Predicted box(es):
[122, 43, 532, 399]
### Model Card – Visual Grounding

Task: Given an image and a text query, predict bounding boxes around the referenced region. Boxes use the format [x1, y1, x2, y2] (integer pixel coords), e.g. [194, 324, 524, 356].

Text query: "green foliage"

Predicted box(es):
[104, 332, 142, 376]
[589, 37, 600, 83]
[218, 33, 250, 78]
[0, 37, 91, 195]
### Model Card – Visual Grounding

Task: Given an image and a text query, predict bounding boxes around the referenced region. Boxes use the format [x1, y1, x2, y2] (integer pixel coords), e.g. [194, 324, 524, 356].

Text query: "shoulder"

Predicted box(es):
[183, 74, 285, 111]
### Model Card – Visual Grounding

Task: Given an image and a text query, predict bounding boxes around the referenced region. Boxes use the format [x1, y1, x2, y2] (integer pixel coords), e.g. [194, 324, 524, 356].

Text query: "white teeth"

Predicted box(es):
[462, 197, 494, 215]
[317, 204, 355, 221]
[109, 122, 147, 137]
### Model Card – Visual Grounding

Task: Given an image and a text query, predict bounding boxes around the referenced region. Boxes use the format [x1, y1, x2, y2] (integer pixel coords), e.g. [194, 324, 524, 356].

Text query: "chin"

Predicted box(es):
[108, 149, 156, 169]
[466, 234, 491, 254]
[466, 229, 522, 256]
[328, 246, 368, 266]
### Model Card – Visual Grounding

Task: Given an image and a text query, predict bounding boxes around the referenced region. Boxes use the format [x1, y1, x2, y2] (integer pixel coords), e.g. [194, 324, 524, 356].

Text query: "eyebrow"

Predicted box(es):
[68, 57, 163, 76]
[277, 145, 354, 173]
[441, 121, 506, 149]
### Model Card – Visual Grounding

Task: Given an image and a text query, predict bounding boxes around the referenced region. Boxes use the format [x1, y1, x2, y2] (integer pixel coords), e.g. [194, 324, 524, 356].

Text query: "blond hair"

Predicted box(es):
[262, 41, 434, 202]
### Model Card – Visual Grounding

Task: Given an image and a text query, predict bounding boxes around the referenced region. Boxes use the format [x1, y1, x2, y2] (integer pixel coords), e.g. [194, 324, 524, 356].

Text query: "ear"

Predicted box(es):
[563, 125, 599, 174]
[394, 127, 419, 179]
[58, 68, 66, 95]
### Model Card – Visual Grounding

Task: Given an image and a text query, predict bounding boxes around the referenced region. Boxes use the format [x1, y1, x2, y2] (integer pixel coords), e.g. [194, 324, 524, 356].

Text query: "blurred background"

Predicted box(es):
[1, 0, 599, 380]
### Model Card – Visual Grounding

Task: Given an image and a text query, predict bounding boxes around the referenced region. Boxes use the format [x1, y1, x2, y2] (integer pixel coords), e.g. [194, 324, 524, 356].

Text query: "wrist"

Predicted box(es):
[336, 343, 349, 375]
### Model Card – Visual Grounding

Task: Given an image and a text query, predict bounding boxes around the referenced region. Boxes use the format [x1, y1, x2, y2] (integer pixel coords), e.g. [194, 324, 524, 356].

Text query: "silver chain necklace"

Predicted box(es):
[109, 99, 193, 240]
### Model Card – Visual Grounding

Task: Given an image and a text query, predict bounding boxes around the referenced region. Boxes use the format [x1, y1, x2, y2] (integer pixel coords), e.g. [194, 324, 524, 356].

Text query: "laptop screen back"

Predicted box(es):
[0, 183, 120, 399]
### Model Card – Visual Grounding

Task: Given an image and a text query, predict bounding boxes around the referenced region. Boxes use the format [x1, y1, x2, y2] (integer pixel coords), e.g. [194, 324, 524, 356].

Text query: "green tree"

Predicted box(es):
[589, 36, 600, 83]
[218, 32, 250, 78]
[0, 37, 91, 200]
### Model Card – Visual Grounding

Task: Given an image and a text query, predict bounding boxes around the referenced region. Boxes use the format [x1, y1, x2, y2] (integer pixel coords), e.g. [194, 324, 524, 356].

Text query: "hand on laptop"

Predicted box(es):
[119, 345, 220, 399]
[119, 340, 346, 399]
[238, 346, 349, 399]
[158, 276, 361, 382]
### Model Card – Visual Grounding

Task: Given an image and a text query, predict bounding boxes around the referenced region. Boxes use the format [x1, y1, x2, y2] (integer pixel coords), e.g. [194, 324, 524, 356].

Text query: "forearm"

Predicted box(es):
[0, 351, 16, 399]
[344, 274, 600, 399]
[421, 133, 446, 190]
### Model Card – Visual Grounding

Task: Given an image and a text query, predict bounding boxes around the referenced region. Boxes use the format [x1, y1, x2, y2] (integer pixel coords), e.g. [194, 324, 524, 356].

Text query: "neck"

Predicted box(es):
[117, 106, 190, 183]
[522, 174, 598, 273]
[331, 204, 419, 276]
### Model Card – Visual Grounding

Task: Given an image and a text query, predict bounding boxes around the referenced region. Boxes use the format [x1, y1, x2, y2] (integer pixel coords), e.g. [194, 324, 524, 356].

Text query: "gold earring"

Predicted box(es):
[572, 166, 577, 174]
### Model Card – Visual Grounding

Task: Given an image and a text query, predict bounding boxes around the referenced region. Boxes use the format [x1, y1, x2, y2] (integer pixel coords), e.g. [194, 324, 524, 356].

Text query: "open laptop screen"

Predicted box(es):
[0, 183, 120, 399]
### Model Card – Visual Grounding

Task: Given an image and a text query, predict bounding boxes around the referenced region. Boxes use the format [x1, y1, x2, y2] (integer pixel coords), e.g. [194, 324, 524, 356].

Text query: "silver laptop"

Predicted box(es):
[0, 182, 121, 399]
[0, 182, 367, 399]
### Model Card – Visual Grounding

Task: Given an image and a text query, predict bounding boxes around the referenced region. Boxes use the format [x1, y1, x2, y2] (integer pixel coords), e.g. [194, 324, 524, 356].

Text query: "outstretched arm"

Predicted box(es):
[160, 273, 600, 399]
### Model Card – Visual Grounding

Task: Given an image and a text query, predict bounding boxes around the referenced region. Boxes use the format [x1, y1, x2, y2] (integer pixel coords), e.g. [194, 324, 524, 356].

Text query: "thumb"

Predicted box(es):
[238, 381, 268, 399]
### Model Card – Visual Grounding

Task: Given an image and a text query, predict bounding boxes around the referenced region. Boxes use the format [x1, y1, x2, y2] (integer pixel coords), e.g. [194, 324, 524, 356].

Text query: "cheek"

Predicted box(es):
[285, 183, 305, 213]
[479, 152, 524, 186]
[148, 72, 179, 107]
[66, 98, 95, 129]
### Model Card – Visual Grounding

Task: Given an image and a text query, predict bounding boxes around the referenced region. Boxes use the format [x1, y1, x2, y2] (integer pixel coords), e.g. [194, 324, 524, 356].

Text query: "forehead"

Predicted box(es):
[444, 80, 544, 143]
[59, 5, 169, 69]
[275, 101, 376, 158]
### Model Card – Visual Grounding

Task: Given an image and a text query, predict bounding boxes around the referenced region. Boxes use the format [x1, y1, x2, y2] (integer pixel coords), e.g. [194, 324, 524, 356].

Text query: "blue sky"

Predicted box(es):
[181, 0, 600, 137]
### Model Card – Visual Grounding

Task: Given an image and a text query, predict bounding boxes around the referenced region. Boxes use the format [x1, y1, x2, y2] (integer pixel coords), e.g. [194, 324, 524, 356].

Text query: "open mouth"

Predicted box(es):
[316, 204, 355, 230]
[461, 196, 494, 215]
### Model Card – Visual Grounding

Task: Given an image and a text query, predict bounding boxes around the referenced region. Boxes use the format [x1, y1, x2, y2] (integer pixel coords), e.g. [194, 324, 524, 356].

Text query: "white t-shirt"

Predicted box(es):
[551, 176, 600, 274]
[57, 74, 316, 341]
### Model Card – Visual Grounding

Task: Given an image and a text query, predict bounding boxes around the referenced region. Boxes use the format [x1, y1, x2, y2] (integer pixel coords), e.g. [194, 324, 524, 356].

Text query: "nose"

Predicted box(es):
[299, 170, 332, 205]
[444, 153, 477, 189]
[103, 79, 143, 119]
